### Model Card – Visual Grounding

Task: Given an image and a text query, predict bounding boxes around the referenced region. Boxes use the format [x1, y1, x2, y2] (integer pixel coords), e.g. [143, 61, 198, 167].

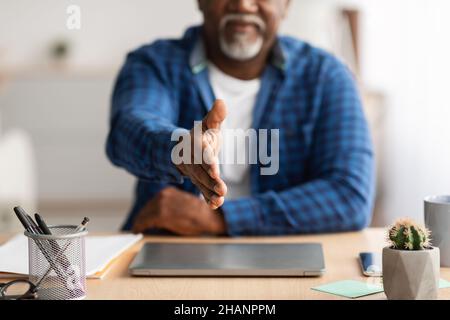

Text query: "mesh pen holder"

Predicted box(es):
[25, 225, 88, 300]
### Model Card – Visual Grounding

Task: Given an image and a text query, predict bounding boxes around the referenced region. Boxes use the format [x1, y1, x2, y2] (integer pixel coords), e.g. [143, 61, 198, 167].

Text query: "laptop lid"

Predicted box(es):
[129, 243, 325, 276]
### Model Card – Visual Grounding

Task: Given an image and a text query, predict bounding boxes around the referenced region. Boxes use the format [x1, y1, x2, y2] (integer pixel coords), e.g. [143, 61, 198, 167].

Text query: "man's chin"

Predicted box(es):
[219, 38, 264, 62]
[225, 29, 261, 43]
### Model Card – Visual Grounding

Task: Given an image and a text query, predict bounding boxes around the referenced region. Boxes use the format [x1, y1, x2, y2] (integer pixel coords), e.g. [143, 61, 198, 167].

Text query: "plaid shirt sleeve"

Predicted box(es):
[106, 49, 185, 183]
[221, 64, 375, 236]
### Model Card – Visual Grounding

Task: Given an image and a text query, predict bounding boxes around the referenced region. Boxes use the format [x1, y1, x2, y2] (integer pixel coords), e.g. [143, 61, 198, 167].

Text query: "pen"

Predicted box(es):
[34, 213, 52, 235]
[75, 217, 90, 233]
[14, 207, 38, 234]
[34, 213, 73, 275]
[25, 213, 43, 234]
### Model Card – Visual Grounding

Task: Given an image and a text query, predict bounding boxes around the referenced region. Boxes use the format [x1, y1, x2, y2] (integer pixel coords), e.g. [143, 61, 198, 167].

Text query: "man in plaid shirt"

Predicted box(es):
[106, 0, 375, 236]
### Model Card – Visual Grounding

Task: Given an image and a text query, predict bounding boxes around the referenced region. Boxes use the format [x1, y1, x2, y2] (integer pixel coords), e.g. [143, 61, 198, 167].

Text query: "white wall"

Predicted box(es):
[360, 0, 450, 224]
[0, 0, 202, 70]
[0, 74, 129, 201]
[0, 0, 352, 71]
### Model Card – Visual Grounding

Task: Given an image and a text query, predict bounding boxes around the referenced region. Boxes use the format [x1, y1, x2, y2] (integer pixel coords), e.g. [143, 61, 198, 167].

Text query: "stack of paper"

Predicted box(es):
[0, 233, 143, 279]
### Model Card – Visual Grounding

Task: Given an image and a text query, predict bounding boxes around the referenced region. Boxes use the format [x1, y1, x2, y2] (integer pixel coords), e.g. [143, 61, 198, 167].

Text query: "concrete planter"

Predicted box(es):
[382, 246, 440, 300]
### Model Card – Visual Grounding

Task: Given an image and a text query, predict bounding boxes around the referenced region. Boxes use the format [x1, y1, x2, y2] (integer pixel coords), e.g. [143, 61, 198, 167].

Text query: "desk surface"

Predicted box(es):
[1, 228, 449, 300]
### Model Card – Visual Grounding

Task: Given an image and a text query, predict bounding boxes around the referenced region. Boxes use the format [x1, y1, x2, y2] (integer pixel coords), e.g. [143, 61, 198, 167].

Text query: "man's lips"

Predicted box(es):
[226, 20, 259, 33]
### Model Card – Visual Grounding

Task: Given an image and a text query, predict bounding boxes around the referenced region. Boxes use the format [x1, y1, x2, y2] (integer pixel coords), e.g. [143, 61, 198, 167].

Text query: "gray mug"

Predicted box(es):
[425, 195, 450, 267]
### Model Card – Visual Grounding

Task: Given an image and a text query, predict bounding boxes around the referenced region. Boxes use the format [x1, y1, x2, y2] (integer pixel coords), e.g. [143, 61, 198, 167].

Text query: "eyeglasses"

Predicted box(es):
[0, 279, 38, 300]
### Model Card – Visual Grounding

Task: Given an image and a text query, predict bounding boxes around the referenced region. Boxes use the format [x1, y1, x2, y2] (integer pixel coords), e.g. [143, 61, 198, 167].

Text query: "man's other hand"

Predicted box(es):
[176, 99, 228, 209]
[132, 187, 227, 236]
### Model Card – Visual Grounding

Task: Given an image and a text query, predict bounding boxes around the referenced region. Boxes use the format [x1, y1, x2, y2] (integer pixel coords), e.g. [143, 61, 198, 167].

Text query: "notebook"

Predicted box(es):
[0, 233, 143, 279]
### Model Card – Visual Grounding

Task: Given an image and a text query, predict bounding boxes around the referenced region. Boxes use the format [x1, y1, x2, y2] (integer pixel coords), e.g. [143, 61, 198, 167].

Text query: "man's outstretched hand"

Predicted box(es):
[132, 187, 227, 236]
[175, 100, 228, 209]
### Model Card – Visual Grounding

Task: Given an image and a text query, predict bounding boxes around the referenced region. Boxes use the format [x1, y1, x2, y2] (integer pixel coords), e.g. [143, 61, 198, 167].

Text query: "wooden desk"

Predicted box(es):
[1, 228, 449, 300]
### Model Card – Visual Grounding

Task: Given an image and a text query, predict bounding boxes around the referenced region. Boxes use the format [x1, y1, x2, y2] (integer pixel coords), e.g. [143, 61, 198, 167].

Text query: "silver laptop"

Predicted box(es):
[129, 243, 325, 276]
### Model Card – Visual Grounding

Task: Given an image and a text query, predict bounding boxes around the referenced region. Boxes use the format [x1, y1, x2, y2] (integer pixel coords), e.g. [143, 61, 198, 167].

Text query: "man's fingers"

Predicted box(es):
[193, 180, 225, 209]
[201, 146, 220, 179]
[191, 165, 215, 191]
[202, 162, 220, 180]
[203, 99, 227, 130]
[213, 179, 227, 197]
[132, 215, 156, 234]
[202, 128, 221, 150]
[207, 196, 224, 210]
[191, 165, 227, 197]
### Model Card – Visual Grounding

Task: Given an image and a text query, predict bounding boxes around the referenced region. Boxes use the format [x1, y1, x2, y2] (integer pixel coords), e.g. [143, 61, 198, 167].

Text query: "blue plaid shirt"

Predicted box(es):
[106, 26, 375, 236]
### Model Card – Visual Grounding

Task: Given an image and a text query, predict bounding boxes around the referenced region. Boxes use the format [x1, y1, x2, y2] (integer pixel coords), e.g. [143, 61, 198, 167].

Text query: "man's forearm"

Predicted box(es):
[106, 109, 184, 183]
[221, 171, 375, 236]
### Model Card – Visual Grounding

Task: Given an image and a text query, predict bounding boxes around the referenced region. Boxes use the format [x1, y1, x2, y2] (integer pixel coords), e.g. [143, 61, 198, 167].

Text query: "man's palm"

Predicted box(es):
[176, 100, 228, 209]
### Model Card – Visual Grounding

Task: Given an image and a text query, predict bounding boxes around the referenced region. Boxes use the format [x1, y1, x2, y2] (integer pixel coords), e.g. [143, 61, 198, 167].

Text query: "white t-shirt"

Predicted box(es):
[208, 62, 261, 200]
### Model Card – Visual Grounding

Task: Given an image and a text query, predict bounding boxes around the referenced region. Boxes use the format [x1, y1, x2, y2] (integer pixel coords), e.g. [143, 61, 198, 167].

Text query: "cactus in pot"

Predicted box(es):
[388, 218, 431, 250]
[383, 218, 440, 300]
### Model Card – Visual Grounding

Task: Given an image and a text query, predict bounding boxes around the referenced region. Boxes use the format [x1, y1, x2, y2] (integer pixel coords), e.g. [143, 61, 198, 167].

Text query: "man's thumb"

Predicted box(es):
[203, 99, 227, 130]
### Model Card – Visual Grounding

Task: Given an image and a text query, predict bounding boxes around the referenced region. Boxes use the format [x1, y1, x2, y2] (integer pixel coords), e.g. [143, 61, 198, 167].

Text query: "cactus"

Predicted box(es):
[387, 218, 431, 250]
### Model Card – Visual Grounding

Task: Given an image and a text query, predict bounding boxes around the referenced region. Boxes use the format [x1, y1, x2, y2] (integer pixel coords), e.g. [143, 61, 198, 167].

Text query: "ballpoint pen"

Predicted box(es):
[34, 213, 52, 235]
[25, 213, 43, 234]
[34, 213, 72, 275]
[75, 217, 90, 232]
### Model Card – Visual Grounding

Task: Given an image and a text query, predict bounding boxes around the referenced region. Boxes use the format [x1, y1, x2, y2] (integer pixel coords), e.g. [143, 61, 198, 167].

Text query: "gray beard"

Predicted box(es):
[219, 33, 264, 61]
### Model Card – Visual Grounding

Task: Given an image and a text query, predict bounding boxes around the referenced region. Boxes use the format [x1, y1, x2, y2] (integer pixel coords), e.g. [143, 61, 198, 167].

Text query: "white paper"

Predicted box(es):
[0, 233, 142, 279]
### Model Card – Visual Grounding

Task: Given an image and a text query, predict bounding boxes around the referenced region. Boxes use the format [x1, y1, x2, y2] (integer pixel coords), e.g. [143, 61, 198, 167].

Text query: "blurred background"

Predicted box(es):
[1, 0, 449, 232]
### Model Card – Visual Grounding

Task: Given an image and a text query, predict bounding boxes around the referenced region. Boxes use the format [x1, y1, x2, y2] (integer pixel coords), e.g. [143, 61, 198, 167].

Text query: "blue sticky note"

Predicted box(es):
[313, 279, 450, 299]
[312, 280, 384, 299]
[440, 279, 450, 289]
